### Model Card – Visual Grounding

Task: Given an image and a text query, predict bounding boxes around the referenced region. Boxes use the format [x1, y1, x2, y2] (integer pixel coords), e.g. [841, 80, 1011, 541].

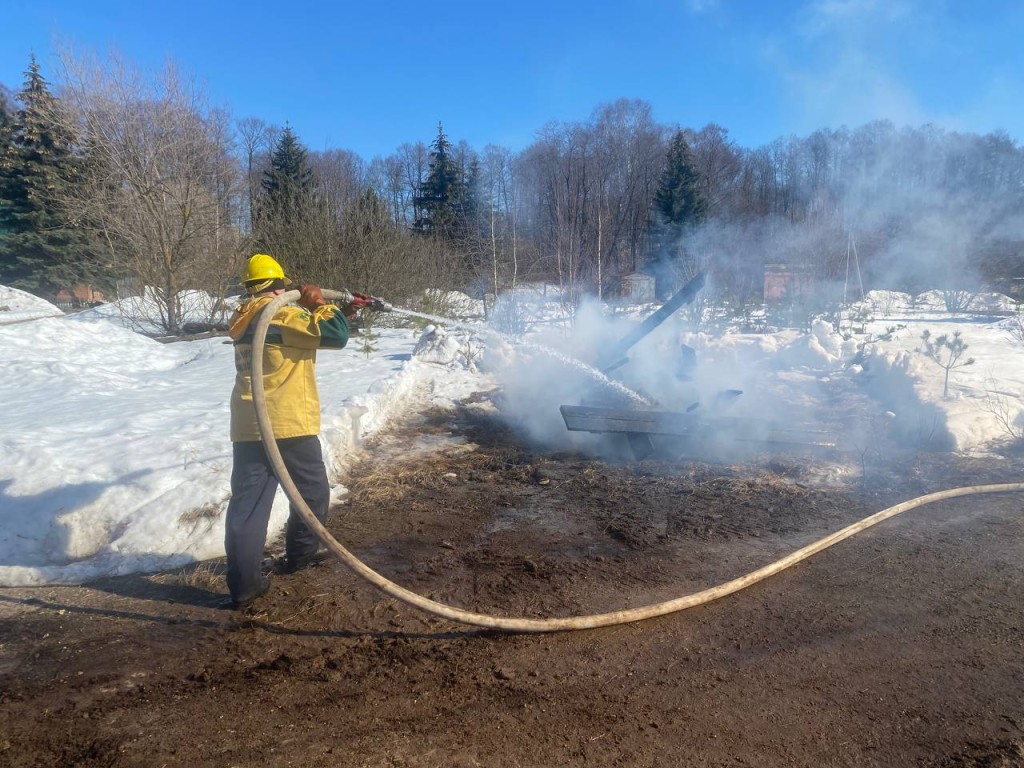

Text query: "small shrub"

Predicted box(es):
[918, 329, 975, 399]
[490, 295, 528, 335]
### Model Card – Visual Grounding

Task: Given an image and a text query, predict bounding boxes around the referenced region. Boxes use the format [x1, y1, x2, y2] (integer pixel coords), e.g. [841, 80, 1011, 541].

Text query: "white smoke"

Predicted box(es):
[483, 289, 858, 462]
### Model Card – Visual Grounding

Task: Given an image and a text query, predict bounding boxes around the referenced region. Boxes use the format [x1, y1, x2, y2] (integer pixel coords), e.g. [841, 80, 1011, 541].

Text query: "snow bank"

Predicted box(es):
[68, 288, 236, 335]
[767, 318, 858, 370]
[968, 292, 1016, 313]
[410, 324, 486, 369]
[860, 290, 914, 314]
[913, 290, 1015, 313]
[0, 321, 429, 586]
[854, 347, 956, 450]
[0, 285, 64, 325]
[857, 308, 1024, 452]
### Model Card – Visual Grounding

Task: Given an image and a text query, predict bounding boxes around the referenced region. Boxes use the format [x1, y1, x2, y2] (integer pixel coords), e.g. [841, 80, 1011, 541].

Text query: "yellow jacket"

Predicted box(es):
[229, 296, 349, 442]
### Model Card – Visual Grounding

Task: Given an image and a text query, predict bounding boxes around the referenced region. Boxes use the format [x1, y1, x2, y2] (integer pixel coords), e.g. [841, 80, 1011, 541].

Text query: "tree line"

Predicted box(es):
[1, 51, 1023, 334]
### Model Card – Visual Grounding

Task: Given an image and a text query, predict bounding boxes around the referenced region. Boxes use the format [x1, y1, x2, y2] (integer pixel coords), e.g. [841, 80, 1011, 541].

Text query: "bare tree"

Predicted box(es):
[689, 123, 741, 214]
[589, 99, 665, 292]
[310, 148, 365, 214]
[481, 144, 521, 299]
[367, 153, 410, 226]
[397, 141, 429, 228]
[332, 189, 458, 305]
[235, 116, 276, 231]
[517, 101, 666, 305]
[51, 50, 244, 334]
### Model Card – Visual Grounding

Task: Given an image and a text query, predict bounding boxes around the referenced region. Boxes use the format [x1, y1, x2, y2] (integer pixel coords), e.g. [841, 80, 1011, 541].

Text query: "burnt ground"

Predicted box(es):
[1, 386, 1023, 768]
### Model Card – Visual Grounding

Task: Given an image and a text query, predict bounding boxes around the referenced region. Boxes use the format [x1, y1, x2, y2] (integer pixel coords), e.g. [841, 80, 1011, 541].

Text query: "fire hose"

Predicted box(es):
[251, 289, 1024, 633]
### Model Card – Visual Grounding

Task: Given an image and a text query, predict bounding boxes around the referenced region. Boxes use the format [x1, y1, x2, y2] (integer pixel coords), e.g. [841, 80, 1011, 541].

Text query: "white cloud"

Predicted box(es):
[802, 0, 920, 37]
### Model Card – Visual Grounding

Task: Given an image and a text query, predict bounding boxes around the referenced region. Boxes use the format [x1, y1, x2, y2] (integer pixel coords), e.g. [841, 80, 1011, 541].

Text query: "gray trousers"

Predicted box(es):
[225, 436, 330, 602]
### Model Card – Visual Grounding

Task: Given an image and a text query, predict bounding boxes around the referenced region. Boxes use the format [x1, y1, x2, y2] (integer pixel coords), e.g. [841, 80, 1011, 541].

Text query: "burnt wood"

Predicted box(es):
[598, 272, 706, 371]
[560, 405, 835, 448]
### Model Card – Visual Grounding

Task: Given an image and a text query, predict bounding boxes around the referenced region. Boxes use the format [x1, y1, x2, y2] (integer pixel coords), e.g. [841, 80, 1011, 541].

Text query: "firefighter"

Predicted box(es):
[224, 253, 371, 609]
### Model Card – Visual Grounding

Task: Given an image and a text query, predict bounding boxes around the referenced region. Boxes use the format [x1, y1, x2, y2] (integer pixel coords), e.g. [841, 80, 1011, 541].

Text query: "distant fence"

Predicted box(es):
[53, 300, 104, 313]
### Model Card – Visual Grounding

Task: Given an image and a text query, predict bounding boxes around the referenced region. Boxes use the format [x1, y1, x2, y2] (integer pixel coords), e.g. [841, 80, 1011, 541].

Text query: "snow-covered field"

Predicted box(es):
[2, 282, 1023, 587]
[847, 290, 1024, 452]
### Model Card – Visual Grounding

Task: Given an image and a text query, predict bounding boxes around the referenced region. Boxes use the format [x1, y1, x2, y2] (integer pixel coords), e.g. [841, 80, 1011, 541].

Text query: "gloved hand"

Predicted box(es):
[349, 292, 374, 309]
[342, 291, 373, 317]
[297, 283, 326, 310]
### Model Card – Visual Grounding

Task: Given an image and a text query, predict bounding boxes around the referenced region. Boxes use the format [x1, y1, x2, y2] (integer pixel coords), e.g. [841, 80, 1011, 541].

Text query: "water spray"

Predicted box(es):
[250, 289, 1024, 633]
[385, 304, 651, 406]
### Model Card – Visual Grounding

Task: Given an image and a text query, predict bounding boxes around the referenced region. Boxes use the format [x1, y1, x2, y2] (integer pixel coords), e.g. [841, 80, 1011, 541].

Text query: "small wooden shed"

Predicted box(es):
[763, 264, 812, 303]
[620, 272, 656, 303]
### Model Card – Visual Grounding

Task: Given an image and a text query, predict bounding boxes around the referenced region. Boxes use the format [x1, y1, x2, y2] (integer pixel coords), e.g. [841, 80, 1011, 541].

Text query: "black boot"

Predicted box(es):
[231, 575, 270, 609]
[275, 548, 330, 574]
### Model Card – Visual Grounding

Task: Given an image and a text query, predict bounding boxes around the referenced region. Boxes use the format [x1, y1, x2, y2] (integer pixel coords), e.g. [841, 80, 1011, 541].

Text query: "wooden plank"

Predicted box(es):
[626, 433, 656, 460]
[562, 405, 726, 434]
[597, 272, 706, 371]
[560, 405, 835, 447]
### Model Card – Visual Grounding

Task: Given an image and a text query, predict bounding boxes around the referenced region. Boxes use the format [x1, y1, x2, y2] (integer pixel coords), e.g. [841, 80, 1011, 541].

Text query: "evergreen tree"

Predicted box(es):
[646, 130, 707, 293]
[654, 130, 707, 232]
[0, 86, 13, 241]
[253, 125, 323, 276]
[357, 308, 379, 358]
[257, 125, 315, 234]
[413, 122, 467, 238]
[0, 56, 96, 293]
[0, 84, 14, 151]
[461, 156, 484, 237]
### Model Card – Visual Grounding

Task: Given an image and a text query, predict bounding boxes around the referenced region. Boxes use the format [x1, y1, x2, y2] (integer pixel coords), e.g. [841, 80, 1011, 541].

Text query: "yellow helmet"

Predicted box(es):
[244, 253, 286, 283]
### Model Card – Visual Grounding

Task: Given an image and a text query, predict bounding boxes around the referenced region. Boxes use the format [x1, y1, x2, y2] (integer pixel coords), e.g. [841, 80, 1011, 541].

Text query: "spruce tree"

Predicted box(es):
[0, 56, 95, 293]
[253, 125, 321, 275]
[0, 84, 14, 151]
[654, 130, 707, 232]
[0, 86, 12, 242]
[461, 156, 484, 238]
[413, 122, 467, 238]
[257, 125, 315, 233]
[647, 130, 707, 291]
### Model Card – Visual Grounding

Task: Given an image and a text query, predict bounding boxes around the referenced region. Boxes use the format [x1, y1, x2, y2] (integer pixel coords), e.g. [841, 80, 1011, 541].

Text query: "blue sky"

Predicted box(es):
[1, 0, 1021, 159]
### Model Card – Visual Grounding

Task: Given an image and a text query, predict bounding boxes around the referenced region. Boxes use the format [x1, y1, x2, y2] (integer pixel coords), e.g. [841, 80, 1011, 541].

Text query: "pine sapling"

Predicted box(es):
[918, 329, 975, 399]
[358, 311, 379, 359]
[849, 304, 872, 335]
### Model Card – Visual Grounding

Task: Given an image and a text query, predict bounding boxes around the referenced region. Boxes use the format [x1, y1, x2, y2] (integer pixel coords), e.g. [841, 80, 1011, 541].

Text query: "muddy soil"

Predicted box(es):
[1, 392, 1023, 768]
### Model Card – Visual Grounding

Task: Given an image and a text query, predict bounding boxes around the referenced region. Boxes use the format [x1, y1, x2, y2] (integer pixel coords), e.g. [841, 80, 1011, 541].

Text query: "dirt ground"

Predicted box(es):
[1, 389, 1023, 768]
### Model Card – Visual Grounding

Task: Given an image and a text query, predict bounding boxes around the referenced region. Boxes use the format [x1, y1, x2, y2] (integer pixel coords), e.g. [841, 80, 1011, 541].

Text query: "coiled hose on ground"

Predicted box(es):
[251, 289, 1024, 633]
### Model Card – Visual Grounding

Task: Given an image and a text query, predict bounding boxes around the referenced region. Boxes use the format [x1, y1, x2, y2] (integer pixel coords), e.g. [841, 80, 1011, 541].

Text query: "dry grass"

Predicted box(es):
[347, 446, 535, 506]
[178, 503, 222, 525]
[154, 561, 225, 591]
[348, 462, 451, 506]
[565, 463, 610, 491]
[692, 472, 812, 499]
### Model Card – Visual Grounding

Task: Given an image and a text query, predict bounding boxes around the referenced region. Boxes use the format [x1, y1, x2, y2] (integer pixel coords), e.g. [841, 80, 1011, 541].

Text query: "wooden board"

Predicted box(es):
[560, 405, 836, 448]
